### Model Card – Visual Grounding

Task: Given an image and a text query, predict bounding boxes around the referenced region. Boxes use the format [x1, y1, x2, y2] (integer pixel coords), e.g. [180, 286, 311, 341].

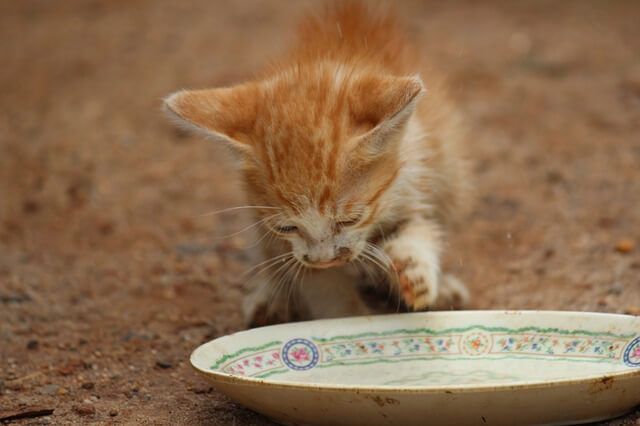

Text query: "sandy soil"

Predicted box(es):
[1, 1, 639, 424]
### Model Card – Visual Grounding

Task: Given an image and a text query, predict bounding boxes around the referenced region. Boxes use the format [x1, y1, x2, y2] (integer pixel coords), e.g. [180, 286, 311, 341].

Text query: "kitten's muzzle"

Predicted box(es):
[303, 247, 353, 269]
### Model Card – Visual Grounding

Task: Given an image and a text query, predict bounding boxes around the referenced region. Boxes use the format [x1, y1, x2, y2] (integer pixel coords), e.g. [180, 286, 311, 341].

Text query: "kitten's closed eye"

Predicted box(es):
[336, 216, 362, 228]
[275, 225, 298, 234]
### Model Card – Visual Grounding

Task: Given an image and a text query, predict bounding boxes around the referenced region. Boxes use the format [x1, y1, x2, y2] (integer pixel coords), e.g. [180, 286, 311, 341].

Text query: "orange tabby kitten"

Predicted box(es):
[165, 3, 470, 325]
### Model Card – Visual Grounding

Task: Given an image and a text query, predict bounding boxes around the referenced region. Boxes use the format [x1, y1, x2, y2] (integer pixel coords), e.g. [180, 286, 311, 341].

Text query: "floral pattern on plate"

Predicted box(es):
[624, 336, 640, 367]
[214, 326, 638, 378]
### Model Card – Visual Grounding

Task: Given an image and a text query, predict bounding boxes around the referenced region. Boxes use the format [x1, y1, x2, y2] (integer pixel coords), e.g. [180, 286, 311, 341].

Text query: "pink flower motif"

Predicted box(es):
[243, 360, 249, 366]
[272, 352, 280, 359]
[255, 356, 262, 361]
[291, 347, 310, 362]
[632, 347, 640, 359]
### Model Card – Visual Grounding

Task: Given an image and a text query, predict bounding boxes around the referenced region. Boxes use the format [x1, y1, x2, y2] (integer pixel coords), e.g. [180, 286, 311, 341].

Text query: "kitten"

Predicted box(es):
[164, 3, 470, 326]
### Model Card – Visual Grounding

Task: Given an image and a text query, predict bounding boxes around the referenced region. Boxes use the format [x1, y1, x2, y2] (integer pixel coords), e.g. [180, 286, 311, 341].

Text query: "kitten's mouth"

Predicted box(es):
[303, 258, 347, 269]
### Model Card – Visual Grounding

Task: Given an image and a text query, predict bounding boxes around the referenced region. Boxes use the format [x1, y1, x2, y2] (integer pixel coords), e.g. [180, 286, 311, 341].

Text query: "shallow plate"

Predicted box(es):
[191, 311, 640, 425]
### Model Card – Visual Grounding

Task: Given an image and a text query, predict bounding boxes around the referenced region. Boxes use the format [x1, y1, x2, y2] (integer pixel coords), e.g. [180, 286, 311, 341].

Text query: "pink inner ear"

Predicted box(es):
[348, 75, 424, 136]
[164, 84, 260, 149]
[344, 75, 424, 160]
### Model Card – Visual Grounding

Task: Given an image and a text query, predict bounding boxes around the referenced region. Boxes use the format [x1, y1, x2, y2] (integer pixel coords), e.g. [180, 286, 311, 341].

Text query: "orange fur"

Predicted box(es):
[165, 3, 470, 324]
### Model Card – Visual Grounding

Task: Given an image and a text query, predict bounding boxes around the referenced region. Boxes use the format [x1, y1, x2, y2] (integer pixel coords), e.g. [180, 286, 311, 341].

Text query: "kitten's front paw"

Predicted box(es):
[384, 239, 470, 311]
[391, 255, 439, 310]
[384, 237, 440, 310]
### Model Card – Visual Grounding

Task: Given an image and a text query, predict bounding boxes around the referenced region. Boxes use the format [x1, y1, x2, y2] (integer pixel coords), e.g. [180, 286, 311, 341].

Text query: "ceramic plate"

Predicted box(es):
[191, 311, 640, 425]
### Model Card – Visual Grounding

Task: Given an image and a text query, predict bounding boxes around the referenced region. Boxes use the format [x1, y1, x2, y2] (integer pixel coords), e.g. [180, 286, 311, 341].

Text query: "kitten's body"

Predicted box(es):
[165, 4, 470, 325]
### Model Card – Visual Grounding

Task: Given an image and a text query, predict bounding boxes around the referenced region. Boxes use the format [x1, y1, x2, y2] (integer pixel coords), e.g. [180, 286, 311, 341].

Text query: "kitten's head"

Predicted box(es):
[165, 65, 423, 268]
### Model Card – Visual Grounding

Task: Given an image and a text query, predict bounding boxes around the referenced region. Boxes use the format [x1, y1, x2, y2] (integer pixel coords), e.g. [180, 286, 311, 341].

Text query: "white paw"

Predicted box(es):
[384, 239, 440, 310]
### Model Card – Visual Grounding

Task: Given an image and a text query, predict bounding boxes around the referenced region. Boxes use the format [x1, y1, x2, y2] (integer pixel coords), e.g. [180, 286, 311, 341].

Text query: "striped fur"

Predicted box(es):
[165, 3, 470, 325]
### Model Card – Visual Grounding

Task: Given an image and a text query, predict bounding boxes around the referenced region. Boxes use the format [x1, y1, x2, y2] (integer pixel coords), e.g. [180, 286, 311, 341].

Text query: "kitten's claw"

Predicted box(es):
[391, 256, 439, 310]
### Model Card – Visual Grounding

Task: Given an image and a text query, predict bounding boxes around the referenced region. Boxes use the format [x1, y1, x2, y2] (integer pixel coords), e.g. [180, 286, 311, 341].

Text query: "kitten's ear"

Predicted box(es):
[163, 84, 259, 155]
[349, 75, 424, 158]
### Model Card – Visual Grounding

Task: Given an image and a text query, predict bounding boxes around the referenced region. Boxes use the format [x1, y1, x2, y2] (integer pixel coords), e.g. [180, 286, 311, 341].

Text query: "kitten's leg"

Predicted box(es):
[382, 218, 469, 310]
[299, 267, 371, 319]
[243, 242, 301, 327]
[243, 280, 293, 327]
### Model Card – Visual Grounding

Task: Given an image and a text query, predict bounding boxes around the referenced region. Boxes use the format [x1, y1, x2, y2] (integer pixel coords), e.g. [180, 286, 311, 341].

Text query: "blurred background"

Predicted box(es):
[1, 0, 639, 424]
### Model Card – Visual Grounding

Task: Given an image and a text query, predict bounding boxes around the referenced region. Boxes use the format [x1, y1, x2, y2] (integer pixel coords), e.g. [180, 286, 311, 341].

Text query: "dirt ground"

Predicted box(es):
[1, 1, 640, 424]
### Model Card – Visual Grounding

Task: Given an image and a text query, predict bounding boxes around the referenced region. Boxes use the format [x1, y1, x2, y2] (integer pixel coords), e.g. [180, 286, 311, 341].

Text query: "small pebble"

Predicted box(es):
[189, 386, 211, 394]
[609, 282, 623, 295]
[73, 404, 95, 416]
[174, 262, 189, 274]
[509, 31, 532, 55]
[109, 409, 119, 417]
[40, 384, 59, 395]
[615, 239, 635, 253]
[545, 170, 565, 184]
[5, 381, 23, 391]
[597, 217, 615, 228]
[156, 361, 173, 369]
[27, 340, 39, 350]
[58, 365, 74, 376]
[81, 382, 95, 390]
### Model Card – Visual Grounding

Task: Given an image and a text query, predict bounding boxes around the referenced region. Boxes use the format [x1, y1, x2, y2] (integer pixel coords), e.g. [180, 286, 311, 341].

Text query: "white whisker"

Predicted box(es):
[361, 248, 388, 273]
[198, 205, 280, 217]
[215, 213, 281, 240]
[242, 251, 293, 277]
[241, 228, 272, 249]
[266, 257, 297, 318]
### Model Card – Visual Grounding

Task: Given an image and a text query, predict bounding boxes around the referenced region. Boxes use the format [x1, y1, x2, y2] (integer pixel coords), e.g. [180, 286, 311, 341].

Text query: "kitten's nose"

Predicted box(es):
[303, 247, 352, 269]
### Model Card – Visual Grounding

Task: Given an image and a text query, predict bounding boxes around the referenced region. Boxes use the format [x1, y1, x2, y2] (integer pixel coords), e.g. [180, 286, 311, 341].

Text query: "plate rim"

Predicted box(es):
[191, 310, 640, 394]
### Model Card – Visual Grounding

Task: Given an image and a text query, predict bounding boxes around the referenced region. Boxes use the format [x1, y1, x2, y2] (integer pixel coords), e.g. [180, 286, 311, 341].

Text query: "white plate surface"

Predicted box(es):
[191, 311, 640, 425]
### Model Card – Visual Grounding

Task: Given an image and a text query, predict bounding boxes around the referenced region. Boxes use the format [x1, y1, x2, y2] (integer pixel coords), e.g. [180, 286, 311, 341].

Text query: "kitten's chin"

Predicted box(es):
[303, 258, 347, 269]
